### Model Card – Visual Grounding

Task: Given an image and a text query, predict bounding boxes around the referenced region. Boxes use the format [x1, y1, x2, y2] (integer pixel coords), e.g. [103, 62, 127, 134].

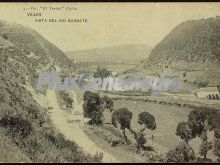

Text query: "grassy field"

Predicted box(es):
[103, 99, 192, 151]
[83, 99, 193, 162]
[82, 92, 218, 162]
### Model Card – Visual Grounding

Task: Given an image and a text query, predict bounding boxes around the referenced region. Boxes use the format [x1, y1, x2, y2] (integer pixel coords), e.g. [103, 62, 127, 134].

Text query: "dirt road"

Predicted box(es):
[46, 90, 120, 163]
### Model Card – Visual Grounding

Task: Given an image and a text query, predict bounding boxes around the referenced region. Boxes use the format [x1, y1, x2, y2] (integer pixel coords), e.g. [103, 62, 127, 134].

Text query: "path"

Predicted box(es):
[46, 90, 120, 163]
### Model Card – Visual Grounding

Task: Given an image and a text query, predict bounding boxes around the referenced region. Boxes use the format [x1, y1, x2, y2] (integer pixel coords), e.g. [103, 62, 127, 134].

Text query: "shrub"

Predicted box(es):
[144, 151, 166, 162]
[166, 142, 195, 163]
[197, 81, 209, 88]
[2, 33, 8, 40]
[60, 91, 73, 108]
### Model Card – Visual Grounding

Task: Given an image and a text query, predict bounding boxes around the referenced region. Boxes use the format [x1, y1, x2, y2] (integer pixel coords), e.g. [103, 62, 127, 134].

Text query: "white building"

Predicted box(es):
[194, 87, 220, 100]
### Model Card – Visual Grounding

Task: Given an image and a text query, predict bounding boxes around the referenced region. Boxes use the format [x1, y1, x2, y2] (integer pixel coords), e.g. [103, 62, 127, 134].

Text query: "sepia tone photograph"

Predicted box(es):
[0, 2, 220, 163]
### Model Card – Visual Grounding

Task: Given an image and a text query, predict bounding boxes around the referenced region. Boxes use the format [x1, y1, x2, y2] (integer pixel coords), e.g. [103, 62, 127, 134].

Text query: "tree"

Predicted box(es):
[111, 108, 132, 143]
[132, 112, 156, 152]
[83, 91, 103, 125]
[137, 112, 156, 132]
[94, 66, 112, 80]
[101, 95, 113, 112]
[166, 141, 195, 163]
[175, 121, 195, 159]
[176, 121, 193, 144]
[214, 111, 220, 160]
[199, 140, 213, 160]
[132, 130, 146, 153]
[188, 107, 216, 160]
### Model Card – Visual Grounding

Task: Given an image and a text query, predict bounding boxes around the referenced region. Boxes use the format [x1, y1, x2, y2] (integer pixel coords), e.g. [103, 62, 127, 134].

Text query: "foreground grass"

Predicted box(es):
[0, 129, 30, 163]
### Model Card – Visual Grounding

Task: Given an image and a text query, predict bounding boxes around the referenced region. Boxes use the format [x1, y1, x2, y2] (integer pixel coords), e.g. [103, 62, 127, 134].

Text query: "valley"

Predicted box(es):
[1, 11, 220, 163]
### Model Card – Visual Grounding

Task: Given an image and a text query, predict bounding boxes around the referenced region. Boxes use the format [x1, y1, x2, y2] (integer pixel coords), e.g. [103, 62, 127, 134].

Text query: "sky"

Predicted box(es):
[0, 3, 220, 52]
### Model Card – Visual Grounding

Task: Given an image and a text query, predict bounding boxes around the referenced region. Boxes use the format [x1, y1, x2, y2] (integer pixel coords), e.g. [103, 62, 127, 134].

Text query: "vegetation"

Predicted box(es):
[197, 81, 209, 88]
[65, 44, 152, 64]
[111, 108, 132, 143]
[145, 16, 220, 69]
[83, 91, 103, 125]
[59, 91, 73, 108]
[131, 112, 156, 152]
[94, 66, 112, 80]
[166, 142, 195, 163]
[2, 33, 8, 40]
[83, 91, 114, 125]
[138, 112, 156, 131]
[168, 107, 217, 162]
[101, 95, 114, 112]
[0, 20, 101, 162]
[176, 121, 192, 144]
[188, 107, 216, 160]
[0, 72, 101, 162]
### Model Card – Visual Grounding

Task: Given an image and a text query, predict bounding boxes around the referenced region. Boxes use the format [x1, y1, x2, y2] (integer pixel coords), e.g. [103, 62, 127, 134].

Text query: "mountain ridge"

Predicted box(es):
[66, 44, 152, 63]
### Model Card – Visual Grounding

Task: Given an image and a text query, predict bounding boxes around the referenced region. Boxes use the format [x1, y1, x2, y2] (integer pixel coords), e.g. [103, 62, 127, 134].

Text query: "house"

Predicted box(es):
[194, 87, 220, 100]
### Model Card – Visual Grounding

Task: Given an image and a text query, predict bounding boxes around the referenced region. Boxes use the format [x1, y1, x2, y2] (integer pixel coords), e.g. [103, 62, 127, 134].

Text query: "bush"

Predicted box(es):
[60, 91, 73, 108]
[2, 33, 8, 40]
[144, 151, 166, 162]
[197, 81, 209, 88]
[166, 142, 195, 163]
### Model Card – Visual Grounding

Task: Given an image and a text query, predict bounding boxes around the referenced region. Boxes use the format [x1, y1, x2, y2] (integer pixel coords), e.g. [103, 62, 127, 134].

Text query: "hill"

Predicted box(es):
[0, 20, 100, 162]
[130, 16, 220, 86]
[144, 16, 220, 70]
[66, 44, 152, 64]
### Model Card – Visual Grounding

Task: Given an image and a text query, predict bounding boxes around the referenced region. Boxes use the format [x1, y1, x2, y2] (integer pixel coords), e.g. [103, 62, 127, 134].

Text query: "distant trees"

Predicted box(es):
[198, 81, 209, 88]
[94, 66, 112, 80]
[111, 108, 132, 143]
